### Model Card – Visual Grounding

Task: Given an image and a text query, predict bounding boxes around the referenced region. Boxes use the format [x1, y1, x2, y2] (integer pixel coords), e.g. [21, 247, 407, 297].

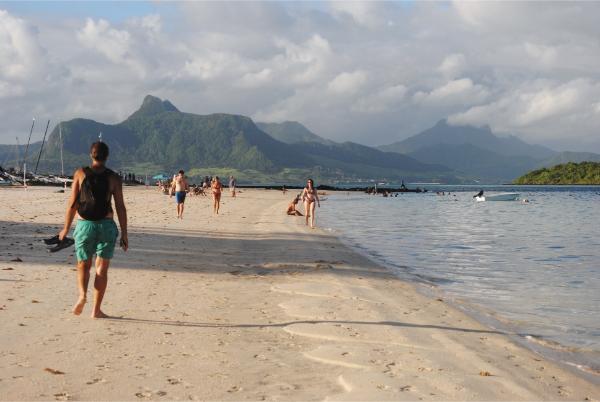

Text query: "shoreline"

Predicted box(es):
[1, 187, 598, 400]
[320, 192, 600, 385]
[324, 220, 600, 385]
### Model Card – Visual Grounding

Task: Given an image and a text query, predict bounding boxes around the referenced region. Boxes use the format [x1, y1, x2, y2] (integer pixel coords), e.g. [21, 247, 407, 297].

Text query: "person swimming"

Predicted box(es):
[301, 178, 320, 228]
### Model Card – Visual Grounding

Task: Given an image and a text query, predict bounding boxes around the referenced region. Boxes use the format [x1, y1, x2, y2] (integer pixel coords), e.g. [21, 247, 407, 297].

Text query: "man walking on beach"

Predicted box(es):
[59, 142, 128, 318]
[171, 170, 189, 219]
[229, 175, 236, 198]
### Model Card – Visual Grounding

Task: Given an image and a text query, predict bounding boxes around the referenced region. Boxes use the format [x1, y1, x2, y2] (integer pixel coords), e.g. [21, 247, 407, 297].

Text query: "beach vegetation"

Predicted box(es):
[514, 162, 600, 184]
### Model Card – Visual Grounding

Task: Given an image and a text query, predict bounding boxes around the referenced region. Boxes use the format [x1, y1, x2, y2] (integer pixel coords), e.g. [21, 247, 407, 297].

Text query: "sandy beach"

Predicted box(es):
[0, 186, 598, 401]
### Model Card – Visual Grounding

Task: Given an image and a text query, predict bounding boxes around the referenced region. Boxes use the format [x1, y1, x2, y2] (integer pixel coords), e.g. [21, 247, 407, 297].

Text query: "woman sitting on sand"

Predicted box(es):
[301, 178, 320, 228]
[211, 176, 223, 215]
[286, 195, 303, 216]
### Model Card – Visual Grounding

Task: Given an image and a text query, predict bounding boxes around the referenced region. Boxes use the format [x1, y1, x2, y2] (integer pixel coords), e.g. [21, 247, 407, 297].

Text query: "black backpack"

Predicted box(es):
[77, 167, 114, 221]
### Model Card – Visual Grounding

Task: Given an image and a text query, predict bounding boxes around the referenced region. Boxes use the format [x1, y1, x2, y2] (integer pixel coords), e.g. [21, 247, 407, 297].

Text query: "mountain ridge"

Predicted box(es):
[256, 121, 331, 145]
[32, 95, 454, 183]
[379, 119, 556, 159]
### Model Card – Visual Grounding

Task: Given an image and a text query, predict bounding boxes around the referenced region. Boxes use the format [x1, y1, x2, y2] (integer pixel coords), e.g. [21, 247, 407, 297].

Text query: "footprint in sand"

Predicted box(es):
[135, 391, 152, 399]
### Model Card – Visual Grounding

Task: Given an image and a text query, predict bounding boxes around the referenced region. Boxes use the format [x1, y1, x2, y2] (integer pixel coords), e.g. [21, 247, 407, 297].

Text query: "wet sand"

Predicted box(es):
[0, 186, 598, 400]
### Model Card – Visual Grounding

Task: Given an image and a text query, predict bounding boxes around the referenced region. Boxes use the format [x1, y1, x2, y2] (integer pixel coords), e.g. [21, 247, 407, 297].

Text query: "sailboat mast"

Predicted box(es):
[23, 118, 35, 168]
[34, 119, 50, 175]
[59, 123, 64, 177]
[15, 137, 20, 172]
[23, 118, 35, 186]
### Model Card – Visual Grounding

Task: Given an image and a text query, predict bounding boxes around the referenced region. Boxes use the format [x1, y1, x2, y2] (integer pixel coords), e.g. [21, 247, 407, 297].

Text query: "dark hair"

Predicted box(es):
[90, 142, 109, 162]
[179, 170, 184, 175]
[307, 178, 314, 187]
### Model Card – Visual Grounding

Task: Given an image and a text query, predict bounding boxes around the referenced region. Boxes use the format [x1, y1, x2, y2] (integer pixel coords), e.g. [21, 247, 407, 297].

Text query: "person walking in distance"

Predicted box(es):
[301, 178, 320, 228]
[171, 170, 189, 219]
[211, 176, 223, 214]
[229, 175, 236, 198]
[58, 142, 128, 318]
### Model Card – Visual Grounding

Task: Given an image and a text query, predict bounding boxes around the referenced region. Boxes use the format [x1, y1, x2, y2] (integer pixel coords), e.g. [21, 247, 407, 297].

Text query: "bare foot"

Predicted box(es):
[91, 310, 109, 319]
[72, 298, 86, 315]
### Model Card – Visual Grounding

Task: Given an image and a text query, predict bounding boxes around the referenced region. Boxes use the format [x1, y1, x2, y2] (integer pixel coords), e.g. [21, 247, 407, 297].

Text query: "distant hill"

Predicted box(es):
[406, 143, 539, 183]
[377, 119, 571, 182]
[31, 95, 454, 183]
[380, 120, 556, 159]
[379, 119, 600, 182]
[514, 162, 600, 184]
[0, 142, 42, 172]
[256, 121, 331, 145]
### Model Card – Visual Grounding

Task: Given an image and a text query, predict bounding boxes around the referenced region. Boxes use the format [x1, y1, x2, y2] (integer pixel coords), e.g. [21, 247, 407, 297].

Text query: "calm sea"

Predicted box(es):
[319, 185, 600, 377]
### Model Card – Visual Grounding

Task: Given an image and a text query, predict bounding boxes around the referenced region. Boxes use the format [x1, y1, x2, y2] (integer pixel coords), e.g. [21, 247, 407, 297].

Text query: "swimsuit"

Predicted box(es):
[74, 167, 118, 261]
[175, 191, 186, 204]
[304, 188, 316, 203]
[74, 218, 118, 261]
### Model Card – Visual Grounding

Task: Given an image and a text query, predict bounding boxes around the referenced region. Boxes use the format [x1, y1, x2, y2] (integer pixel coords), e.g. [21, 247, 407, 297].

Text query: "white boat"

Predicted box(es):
[476, 192, 520, 202]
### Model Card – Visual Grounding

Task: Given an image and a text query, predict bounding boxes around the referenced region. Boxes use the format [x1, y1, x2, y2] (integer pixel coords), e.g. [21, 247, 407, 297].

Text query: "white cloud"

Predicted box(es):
[273, 34, 333, 86]
[235, 68, 273, 89]
[184, 51, 242, 81]
[328, 70, 368, 95]
[438, 53, 466, 79]
[353, 84, 407, 114]
[524, 42, 558, 66]
[77, 18, 131, 63]
[413, 78, 489, 107]
[135, 14, 161, 34]
[330, 1, 386, 28]
[0, 10, 46, 80]
[448, 79, 600, 142]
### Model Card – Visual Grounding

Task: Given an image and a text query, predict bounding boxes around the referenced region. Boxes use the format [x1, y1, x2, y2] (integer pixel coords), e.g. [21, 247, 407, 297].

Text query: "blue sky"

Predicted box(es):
[0, 1, 161, 22]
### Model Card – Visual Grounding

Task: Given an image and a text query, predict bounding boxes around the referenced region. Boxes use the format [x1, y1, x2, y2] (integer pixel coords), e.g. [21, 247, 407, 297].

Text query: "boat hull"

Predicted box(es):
[477, 192, 520, 201]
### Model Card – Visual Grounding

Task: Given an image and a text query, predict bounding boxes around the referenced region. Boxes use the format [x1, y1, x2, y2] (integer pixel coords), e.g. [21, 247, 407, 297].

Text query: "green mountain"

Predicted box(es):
[33, 95, 453, 183]
[514, 162, 600, 184]
[256, 121, 331, 145]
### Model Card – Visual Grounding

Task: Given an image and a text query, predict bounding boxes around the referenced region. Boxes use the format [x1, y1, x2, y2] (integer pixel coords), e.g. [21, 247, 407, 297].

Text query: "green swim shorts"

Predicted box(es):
[73, 219, 119, 261]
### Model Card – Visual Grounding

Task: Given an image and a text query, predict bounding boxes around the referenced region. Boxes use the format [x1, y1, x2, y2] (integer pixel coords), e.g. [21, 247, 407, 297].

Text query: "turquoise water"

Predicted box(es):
[319, 187, 600, 375]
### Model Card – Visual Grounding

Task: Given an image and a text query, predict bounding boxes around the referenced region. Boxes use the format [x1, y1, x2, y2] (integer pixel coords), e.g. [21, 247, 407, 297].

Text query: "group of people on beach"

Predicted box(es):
[169, 171, 231, 218]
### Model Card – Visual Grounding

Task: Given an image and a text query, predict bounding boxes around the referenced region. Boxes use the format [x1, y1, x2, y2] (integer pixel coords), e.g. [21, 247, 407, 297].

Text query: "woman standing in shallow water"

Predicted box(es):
[301, 178, 320, 228]
[211, 176, 223, 214]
